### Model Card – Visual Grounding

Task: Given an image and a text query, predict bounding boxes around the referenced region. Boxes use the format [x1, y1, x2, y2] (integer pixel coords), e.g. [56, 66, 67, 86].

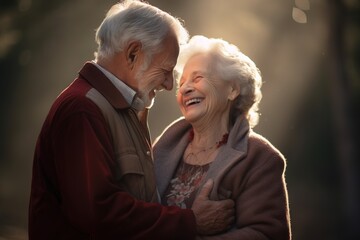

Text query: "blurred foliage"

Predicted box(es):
[0, 0, 359, 239]
[0, 0, 70, 165]
[0, 0, 70, 237]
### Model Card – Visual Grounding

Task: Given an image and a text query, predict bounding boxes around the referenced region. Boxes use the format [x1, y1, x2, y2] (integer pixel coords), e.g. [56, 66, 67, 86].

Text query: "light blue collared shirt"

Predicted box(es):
[92, 61, 145, 110]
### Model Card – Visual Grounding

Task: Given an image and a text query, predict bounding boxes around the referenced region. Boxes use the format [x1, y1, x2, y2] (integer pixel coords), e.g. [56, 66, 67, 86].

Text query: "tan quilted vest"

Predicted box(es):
[87, 88, 159, 203]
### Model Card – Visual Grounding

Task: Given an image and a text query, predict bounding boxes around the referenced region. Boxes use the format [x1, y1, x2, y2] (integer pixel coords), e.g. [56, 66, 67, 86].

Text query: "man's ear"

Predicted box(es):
[228, 85, 240, 101]
[126, 41, 142, 68]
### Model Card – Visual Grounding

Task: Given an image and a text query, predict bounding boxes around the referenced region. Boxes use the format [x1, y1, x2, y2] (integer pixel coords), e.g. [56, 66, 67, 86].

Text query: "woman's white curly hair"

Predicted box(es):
[175, 35, 263, 128]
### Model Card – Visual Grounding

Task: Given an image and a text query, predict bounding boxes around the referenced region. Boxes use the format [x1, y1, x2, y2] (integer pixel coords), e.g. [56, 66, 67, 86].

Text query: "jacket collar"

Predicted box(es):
[154, 116, 250, 197]
[79, 61, 130, 110]
[204, 117, 249, 199]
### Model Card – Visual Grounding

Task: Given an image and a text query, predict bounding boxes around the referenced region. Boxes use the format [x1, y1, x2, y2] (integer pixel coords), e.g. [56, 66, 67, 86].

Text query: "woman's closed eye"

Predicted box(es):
[193, 75, 203, 82]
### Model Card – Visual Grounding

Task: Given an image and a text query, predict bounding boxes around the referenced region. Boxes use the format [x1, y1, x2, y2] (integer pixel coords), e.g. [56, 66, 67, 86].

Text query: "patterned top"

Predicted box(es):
[162, 161, 210, 209]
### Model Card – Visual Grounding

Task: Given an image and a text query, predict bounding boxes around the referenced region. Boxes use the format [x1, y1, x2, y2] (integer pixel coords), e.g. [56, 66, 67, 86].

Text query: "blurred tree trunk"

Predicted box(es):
[327, 0, 360, 238]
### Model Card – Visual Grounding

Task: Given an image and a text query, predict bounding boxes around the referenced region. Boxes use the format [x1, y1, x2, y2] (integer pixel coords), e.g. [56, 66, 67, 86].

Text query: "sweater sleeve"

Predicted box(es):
[51, 107, 196, 240]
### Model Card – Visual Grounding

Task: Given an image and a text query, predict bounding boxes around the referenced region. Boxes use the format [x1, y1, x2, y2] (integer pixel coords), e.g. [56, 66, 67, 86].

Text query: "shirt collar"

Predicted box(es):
[91, 61, 145, 111]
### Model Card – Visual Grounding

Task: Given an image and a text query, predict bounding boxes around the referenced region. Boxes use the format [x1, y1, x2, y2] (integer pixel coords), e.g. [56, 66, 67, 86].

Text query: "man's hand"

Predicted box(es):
[191, 179, 235, 235]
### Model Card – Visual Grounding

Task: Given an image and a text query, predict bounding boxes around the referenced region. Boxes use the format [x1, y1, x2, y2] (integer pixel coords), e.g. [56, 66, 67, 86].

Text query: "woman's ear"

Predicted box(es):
[228, 85, 240, 101]
[126, 41, 142, 69]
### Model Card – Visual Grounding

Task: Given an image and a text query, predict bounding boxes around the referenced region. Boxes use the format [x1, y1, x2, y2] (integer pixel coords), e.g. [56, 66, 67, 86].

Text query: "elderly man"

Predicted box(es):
[28, 1, 234, 240]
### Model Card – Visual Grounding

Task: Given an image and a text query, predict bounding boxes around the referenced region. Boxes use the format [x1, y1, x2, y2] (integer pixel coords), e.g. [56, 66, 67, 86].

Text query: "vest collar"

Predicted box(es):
[79, 61, 130, 110]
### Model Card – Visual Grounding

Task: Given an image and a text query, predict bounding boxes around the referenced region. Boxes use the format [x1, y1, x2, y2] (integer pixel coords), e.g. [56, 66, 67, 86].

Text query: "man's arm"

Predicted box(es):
[52, 107, 197, 239]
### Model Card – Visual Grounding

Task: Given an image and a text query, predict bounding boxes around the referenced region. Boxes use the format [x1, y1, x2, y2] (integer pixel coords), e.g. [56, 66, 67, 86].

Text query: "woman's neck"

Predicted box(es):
[191, 129, 227, 150]
[190, 115, 229, 149]
[184, 121, 229, 166]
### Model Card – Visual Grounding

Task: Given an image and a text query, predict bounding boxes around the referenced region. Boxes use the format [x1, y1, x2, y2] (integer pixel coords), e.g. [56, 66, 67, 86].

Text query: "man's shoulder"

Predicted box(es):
[48, 78, 101, 121]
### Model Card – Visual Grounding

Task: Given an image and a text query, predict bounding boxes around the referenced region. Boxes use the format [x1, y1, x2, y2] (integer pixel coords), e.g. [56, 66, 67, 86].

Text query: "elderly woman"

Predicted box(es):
[154, 35, 291, 239]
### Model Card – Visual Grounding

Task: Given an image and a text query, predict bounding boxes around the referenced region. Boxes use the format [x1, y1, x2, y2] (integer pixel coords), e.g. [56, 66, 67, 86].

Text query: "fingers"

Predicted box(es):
[215, 199, 235, 230]
[214, 208, 235, 232]
[192, 181, 236, 235]
[219, 198, 235, 208]
[197, 179, 214, 200]
[222, 208, 235, 226]
[193, 198, 235, 235]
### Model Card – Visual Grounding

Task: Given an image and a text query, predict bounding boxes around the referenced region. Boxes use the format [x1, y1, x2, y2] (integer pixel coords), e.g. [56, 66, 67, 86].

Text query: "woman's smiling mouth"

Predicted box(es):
[185, 98, 203, 106]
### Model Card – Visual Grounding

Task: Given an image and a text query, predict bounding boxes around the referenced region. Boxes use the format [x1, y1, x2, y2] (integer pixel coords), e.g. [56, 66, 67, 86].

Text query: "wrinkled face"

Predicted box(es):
[177, 53, 233, 124]
[135, 34, 179, 109]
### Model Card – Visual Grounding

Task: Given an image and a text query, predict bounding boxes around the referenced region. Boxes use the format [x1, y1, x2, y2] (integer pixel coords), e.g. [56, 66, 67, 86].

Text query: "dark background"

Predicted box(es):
[0, 0, 359, 239]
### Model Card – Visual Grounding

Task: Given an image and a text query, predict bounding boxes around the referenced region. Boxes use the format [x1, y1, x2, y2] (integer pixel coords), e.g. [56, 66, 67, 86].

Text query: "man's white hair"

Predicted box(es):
[95, 0, 189, 64]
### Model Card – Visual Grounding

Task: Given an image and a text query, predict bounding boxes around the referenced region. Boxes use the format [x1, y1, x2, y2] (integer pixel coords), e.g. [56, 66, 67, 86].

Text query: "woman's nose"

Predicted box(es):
[179, 81, 194, 95]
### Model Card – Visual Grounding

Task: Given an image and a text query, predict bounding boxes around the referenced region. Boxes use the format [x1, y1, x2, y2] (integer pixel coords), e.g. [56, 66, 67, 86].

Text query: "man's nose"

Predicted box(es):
[163, 72, 174, 91]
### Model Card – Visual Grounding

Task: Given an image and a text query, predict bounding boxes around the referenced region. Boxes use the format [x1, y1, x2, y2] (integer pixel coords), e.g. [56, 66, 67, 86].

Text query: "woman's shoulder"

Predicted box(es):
[153, 117, 191, 148]
[247, 130, 286, 163]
